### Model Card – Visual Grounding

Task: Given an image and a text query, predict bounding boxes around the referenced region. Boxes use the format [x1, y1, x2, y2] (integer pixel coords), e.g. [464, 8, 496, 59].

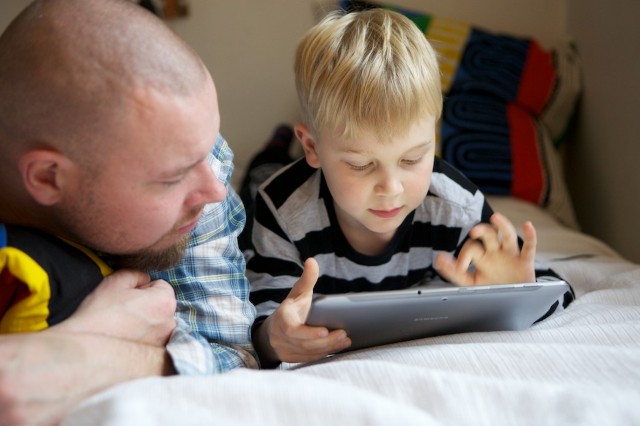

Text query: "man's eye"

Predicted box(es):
[161, 178, 182, 187]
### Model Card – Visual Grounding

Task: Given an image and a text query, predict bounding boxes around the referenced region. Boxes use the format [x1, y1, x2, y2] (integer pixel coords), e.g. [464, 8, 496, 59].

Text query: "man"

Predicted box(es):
[0, 0, 257, 424]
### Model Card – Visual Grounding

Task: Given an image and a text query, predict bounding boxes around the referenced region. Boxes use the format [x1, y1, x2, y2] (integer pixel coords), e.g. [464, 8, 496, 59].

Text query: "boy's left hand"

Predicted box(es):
[434, 212, 537, 286]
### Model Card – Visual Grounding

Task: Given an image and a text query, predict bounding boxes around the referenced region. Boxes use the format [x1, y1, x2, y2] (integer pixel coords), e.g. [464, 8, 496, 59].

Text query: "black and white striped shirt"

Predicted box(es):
[247, 157, 562, 319]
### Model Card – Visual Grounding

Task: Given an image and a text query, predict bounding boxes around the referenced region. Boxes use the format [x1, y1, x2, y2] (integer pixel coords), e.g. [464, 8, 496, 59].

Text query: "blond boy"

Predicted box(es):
[247, 9, 568, 366]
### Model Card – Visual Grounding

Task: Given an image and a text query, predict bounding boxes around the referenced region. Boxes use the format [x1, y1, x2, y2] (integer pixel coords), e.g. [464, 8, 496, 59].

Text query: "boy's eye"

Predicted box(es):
[347, 162, 371, 171]
[402, 157, 422, 166]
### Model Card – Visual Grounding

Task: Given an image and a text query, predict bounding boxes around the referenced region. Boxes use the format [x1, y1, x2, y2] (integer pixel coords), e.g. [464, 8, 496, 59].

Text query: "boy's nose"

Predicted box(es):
[375, 171, 403, 196]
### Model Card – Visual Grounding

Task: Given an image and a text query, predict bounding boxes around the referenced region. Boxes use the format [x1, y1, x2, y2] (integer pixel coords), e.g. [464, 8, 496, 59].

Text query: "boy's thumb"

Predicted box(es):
[289, 257, 319, 300]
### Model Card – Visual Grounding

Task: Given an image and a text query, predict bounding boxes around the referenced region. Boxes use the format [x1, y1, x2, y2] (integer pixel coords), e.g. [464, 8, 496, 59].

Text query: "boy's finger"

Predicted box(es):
[434, 252, 474, 286]
[456, 240, 485, 270]
[520, 221, 537, 263]
[470, 223, 500, 252]
[490, 213, 519, 253]
[281, 329, 351, 362]
[288, 257, 319, 300]
[297, 328, 351, 352]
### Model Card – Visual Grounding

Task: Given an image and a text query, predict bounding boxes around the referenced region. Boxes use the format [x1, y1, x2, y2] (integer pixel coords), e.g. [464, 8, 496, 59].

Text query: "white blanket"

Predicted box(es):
[62, 198, 640, 426]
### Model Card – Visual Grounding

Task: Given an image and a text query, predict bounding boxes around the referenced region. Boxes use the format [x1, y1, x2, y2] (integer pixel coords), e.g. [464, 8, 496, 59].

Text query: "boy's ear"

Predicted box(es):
[294, 123, 320, 169]
[18, 150, 72, 206]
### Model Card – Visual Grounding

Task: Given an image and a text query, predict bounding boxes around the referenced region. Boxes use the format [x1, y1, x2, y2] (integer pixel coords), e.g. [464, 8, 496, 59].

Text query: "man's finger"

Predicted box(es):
[102, 269, 151, 290]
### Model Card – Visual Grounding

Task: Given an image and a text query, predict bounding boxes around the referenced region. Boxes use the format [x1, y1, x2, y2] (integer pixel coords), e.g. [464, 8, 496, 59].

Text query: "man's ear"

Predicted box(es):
[17, 150, 70, 206]
[294, 123, 320, 169]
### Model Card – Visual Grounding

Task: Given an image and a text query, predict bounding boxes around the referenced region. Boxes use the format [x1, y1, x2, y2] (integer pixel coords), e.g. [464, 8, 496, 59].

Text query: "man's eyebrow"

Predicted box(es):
[158, 158, 202, 179]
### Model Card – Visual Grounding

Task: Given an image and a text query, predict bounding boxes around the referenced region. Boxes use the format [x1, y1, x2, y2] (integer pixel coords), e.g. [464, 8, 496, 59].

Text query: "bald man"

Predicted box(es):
[0, 0, 257, 424]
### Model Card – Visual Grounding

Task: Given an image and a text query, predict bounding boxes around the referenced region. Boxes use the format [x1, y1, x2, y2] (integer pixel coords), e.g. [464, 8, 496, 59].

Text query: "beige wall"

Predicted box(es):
[0, 1, 28, 28]
[2, 0, 638, 262]
[166, 1, 314, 178]
[167, 0, 567, 176]
[565, 0, 640, 263]
[0, 0, 569, 180]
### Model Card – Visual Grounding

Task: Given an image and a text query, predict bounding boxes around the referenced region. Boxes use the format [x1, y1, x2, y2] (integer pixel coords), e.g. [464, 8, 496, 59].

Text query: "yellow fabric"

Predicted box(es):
[425, 16, 471, 93]
[424, 16, 471, 156]
[61, 238, 113, 277]
[0, 247, 51, 333]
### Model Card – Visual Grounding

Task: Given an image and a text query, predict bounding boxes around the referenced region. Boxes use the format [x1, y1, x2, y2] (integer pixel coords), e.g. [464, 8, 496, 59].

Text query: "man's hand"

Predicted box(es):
[0, 331, 171, 426]
[53, 269, 177, 346]
[435, 212, 537, 286]
[255, 258, 351, 365]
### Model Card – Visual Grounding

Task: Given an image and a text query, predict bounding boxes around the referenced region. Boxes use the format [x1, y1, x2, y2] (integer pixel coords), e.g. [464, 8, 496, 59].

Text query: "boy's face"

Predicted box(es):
[298, 115, 436, 254]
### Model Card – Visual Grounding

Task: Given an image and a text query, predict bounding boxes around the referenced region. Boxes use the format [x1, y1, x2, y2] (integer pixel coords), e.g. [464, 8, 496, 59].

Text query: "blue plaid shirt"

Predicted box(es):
[149, 134, 258, 374]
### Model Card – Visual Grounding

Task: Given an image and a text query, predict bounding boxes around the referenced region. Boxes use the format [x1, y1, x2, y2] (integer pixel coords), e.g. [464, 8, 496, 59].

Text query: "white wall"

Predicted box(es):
[166, 1, 315, 180]
[167, 0, 567, 177]
[0, 0, 568, 179]
[164, 0, 568, 180]
[347, 0, 567, 48]
[565, 0, 640, 263]
[2, 0, 638, 262]
[0, 1, 28, 28]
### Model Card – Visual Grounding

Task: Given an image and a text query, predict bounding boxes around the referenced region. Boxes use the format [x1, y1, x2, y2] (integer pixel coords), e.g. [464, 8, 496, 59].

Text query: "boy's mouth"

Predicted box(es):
[369, 206, 403, 218]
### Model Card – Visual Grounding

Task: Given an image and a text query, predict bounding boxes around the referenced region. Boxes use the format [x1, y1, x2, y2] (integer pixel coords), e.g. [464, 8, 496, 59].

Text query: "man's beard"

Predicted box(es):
[108, 235, 189, 272]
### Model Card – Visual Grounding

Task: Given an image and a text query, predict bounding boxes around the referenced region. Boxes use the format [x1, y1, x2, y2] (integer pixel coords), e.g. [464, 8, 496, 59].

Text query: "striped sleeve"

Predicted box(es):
[246, 160, 316, 319]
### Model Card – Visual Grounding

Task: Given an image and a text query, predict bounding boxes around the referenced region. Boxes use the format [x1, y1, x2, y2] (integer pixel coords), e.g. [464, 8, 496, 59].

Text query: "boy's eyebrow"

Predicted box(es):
[338, 141, 433, 155]
[338, 147, 367, 154]
[406, 141, 434, 152]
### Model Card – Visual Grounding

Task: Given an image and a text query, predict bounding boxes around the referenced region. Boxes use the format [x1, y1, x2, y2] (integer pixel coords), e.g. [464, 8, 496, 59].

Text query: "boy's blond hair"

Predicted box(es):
[295, 8, 442, 141]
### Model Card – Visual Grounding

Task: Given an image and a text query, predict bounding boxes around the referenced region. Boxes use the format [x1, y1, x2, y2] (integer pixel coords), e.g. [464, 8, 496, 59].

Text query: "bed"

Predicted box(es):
[61, 195, 640, 425]
[62, 2, 640, 425]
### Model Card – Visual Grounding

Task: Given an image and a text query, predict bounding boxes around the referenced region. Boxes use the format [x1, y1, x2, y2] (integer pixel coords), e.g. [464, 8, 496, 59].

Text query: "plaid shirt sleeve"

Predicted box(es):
[149, 134, 259, 375]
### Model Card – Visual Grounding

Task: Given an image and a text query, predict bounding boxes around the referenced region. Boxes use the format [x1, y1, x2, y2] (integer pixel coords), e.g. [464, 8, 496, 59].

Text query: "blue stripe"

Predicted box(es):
[0, 224, 7, 247]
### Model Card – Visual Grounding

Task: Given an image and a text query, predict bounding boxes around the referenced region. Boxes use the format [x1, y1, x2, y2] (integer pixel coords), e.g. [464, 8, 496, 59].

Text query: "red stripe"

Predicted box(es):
[0, 269, 30, 317]
[507, 104, 545, 204]
[517, 40, 556, 116]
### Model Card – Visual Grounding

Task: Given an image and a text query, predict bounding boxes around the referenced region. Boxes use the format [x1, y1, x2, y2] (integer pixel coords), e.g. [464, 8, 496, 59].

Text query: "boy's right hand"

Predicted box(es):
[261, 258, 351, 364]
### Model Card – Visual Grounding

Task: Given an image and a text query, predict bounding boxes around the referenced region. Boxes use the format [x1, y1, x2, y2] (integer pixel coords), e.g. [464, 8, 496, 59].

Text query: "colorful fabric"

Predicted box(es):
[339, 0, 581, 228]
[150, 134, 259, 374]
[0, 224, 112, 333]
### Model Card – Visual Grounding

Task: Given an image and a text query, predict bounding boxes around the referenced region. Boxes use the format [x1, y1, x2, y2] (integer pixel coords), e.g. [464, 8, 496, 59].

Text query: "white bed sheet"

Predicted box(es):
[62, 197, 640, 426]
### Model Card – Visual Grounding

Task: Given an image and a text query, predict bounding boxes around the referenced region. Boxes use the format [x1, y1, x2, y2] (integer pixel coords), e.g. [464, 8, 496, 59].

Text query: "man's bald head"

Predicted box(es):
[0, 0, 209, 161]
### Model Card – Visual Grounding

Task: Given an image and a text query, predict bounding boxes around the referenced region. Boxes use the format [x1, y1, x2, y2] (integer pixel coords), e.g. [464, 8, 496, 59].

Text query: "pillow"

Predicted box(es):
[442, 95, 577, 228]
[339, 0, 581, 228]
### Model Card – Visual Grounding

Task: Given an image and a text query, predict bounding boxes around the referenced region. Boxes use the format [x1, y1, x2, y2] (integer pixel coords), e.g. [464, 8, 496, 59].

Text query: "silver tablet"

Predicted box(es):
[306, 280, 570, 352]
